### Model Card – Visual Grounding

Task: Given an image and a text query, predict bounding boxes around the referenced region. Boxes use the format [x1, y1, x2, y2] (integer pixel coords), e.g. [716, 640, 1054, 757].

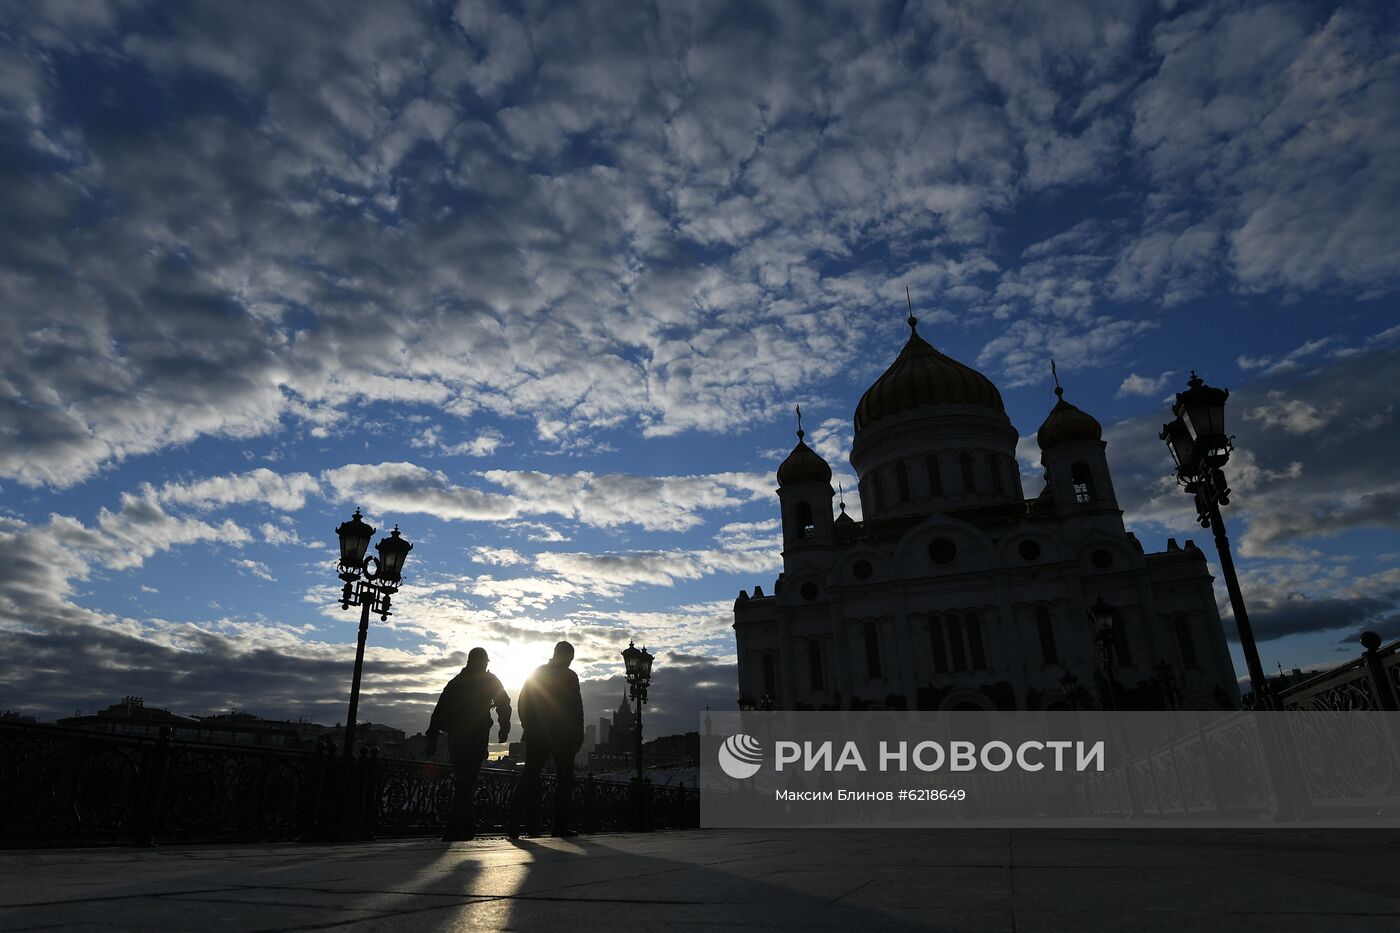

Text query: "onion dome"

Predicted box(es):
[1036, 371, 1102, 448]
[777, 406, 832, 486]
[854, 315, 1004, 433]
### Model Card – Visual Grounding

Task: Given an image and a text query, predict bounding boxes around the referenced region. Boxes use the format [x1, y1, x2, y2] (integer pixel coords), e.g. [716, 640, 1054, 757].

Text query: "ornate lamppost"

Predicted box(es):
[1154, 660, 1182, 710]
[1059, 671, 1085, 710]
[334, 508, 413, 760]
[1087, 596, 1120, 711]
[1160, 371, 1269, 708]
[621, 641, 654, 782]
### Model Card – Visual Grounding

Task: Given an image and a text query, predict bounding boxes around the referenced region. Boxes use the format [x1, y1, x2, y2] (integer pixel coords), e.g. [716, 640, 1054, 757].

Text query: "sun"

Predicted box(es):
[484, 647, 542, 695]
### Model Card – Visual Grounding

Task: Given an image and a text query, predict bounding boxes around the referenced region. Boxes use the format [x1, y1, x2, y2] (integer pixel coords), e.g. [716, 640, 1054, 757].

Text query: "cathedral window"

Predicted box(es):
[896, 461, 910, 502]
[959, 451, 975, 493]
[864, 621, 882, 678]
[762, 653, 777, 696]
[929, 616, 949, 672]
[872, 471, 886, 512]
[1071, 462, 1094, 503]
[948, 617, 967, 671]
[966, 611, 987, 670]
[1036, 605, 1058, 665]
[809, 640, 825, 690]
[1112, 618, 1133, 669]
[794, 500, 815, 538]
[926, 454, 942, 495]
[1173, 615, 1198, 670]
[989, 454, 1004, 495]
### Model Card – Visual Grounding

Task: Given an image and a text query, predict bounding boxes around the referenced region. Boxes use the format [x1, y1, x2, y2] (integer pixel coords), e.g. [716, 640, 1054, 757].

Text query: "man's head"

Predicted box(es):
[551, 640, 574, 667]
[466, 647, 489, 671]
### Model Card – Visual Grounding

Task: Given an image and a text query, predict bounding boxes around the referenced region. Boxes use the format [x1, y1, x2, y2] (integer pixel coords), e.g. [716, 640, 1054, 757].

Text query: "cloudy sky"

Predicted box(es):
[2, 0, 1398, 739]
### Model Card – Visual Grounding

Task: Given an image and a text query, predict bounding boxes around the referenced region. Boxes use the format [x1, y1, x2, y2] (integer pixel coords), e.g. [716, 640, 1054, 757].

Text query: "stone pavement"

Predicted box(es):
[3, 829, 1399, 932]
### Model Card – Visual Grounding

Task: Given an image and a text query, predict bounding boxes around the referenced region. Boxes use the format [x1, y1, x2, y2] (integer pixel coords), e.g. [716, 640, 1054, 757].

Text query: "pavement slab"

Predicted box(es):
[1, 829, 1397, 931]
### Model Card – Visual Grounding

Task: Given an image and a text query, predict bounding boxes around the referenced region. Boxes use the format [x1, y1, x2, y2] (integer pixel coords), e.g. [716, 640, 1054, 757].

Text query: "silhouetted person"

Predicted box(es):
[508, 641, 584, 837]
[426, 647, 511, 841]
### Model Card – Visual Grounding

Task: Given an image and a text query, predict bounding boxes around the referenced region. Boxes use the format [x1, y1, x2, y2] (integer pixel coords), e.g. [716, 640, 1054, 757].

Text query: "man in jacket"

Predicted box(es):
[426, 647, 511, 841]
[508, 641, 584, 837]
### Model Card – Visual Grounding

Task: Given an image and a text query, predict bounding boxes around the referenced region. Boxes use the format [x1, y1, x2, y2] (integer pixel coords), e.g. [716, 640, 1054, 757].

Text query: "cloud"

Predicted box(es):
[1242, 390, 1342, 436]
[157, 469, 323, 512]
[1116, 371, 1176, 399]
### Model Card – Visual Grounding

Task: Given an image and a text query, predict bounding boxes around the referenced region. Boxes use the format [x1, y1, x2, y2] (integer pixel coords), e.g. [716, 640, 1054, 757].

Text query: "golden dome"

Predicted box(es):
[1036, 387, 1102, 448]
[777, 435, 832, 486]
[854, 317, 1005, 432]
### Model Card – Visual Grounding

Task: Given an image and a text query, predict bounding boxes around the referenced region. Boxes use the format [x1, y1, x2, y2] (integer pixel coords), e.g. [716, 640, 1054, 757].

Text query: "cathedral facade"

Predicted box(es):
[733, 315, 1240, 713]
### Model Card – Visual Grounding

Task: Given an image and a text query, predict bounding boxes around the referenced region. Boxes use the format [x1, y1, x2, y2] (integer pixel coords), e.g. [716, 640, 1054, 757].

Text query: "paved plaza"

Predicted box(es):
[3, 829, 1400, 931]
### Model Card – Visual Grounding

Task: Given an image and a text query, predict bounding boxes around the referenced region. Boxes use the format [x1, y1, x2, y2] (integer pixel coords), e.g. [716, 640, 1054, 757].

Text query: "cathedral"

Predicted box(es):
[733, 312, 1240, 713]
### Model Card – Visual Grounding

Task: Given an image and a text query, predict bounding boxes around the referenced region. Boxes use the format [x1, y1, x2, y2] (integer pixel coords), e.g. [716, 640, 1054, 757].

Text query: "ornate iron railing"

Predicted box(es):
[0, 721, 699, 847]
[1278, 634, 1400, 712]
[1071, 637, 1400, 821]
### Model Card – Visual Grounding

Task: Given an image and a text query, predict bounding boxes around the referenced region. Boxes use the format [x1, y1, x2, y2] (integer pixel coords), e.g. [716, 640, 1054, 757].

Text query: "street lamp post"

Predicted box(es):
[621, 641, 654, 782]
[1088, 596, 1120, 711]
[1154, 661, 1182, 710]
[1059, 671, 1084, 711]
[334, 509, 413, 761]
[1160, 371, 1269, 709]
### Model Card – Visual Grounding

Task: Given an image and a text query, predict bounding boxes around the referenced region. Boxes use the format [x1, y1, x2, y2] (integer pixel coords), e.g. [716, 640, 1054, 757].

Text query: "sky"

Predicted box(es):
[1, 0, 1398, 741]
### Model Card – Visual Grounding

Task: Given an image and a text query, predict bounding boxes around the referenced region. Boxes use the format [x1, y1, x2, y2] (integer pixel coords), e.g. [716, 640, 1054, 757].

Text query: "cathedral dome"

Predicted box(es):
[777, 436, 832, 487]
[1036, 389, 1102, 448]
[854, 317, 1005, 433]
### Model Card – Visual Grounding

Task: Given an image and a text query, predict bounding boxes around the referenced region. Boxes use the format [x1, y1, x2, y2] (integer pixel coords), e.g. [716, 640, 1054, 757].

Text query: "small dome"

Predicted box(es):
[777, 437, 832, 487]
[854, 318, 1004, 433]
[835, 486, 855, 526]
[1037, 390, 1102, 448]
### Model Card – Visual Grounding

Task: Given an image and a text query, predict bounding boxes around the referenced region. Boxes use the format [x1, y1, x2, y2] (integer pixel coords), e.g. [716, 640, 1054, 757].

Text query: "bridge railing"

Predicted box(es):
[0, 721, 699, 847]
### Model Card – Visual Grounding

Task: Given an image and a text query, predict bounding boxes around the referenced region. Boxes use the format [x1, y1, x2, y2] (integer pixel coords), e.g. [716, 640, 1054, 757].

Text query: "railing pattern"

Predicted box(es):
[1278, 634, 1400, 713]
[0, 722, 699, 847]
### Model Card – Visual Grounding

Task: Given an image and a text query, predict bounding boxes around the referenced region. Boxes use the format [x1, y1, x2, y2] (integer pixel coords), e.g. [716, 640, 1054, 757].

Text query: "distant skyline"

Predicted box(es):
[2, 1, 1398, 738]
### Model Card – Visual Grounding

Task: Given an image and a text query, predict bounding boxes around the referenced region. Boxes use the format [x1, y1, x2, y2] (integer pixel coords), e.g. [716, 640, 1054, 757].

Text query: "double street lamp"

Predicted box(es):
[334, 509, 413, 760]
[621, 641, 655, 782]
[1160, 371, 1268, 709]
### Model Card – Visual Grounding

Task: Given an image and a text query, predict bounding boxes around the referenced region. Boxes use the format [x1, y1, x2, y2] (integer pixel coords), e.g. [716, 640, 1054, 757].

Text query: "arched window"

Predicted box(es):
[762, 653, 777, 695]
[948, 616, 967, 671]
[794, 500, 815, 538]
[926, 455, 943, 495]
[989, 454, 1004, 495]
[1036, 605, 1058, 665]
[896, 461, 910, 502]
[1071, 462, 1094, 503]
[808, 640, 825, 689]
[966, 611, 987, 670]
[1173, 615, 1198, 670]
[872, 471, 886, 512]
[929, 616, 949, 672]
[959, 451, 975, 494]
[864, 621, 882, 678]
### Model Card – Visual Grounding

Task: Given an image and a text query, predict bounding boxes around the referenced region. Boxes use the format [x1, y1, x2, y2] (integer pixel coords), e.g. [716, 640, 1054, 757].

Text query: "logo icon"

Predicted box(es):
[718, 733, 764, 779]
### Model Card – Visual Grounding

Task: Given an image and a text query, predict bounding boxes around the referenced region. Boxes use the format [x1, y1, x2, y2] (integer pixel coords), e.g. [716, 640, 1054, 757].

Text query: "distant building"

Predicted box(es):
[54, 697, 412, 753]
[643, 731, 700, 768]
[735, 319, 1240, 713]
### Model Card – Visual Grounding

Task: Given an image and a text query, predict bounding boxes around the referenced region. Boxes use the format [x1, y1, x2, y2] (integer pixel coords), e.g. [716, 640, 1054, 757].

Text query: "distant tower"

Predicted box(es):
[777, 405, 835, 551]
[1035, 361, 1118, 520]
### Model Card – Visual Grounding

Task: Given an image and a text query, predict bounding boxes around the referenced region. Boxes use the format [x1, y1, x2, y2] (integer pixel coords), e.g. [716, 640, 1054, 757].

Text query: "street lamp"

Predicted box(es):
[621, 641, 654, 782]
[1160, 370, 1269, 709]
[1154, 660, 1182, 710]
[1059, 671, 1085, 711]
[334, 509, 413, 760]
[1087, 596, 1120, 711]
